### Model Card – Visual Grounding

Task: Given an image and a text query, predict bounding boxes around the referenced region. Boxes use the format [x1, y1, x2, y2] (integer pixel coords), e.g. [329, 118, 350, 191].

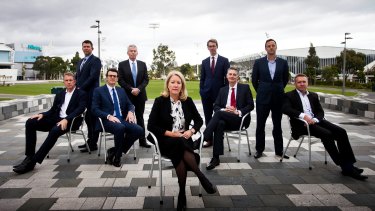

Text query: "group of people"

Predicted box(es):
[12, 38, 367, 210]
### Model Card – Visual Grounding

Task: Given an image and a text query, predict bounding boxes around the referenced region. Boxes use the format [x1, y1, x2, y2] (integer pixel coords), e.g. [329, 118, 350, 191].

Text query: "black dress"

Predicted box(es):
[147, 96, 203, 168]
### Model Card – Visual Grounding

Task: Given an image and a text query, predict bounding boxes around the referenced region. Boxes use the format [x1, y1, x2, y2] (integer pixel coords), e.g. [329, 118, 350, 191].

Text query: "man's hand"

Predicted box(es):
[126, 111, 136, 123]
[57, 119, 68, 130]
[30, 114, 43, 120]
[108, 115, 121, 123]
[131, 88, 140, 96]
[224, 106, 238, 114]
[303, 115, 316, 125]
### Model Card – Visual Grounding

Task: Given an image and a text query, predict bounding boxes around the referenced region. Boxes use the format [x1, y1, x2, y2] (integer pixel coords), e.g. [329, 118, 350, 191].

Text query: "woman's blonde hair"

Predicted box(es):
[161, 71, 188, 101]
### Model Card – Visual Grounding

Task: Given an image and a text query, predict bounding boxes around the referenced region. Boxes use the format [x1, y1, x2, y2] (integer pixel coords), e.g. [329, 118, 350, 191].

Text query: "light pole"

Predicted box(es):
[90, 20, 101, 59]
[341, 32, 353, 95]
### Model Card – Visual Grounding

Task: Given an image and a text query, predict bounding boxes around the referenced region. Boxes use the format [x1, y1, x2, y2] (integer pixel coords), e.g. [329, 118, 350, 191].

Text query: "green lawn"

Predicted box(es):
[0, 80, 357, 100]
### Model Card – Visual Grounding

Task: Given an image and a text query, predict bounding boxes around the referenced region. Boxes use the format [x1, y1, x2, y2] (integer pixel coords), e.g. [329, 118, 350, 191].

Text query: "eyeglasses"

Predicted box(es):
[107, 75, 117, 78]
[208, 45, 217, 48]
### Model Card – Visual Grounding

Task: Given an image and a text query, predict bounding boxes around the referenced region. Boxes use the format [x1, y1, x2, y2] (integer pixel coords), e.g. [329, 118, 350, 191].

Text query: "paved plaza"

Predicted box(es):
[0, 100, 374, 210]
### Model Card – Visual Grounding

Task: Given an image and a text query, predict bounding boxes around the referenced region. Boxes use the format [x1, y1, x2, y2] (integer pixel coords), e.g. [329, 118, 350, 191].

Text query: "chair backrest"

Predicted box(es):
[98, 118, 107, 133]
[240, 112, 251, 130]
[70, 108, 86, 131]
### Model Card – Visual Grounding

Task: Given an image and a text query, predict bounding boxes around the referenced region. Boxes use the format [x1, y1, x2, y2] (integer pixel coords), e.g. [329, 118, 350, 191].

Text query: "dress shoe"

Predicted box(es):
[193, 137, 201, 150]
[206, 157, 220, 170]
[254, 151, 263, 159]
[342, 169, 368, 180]
[78, 144, 87, 149]
[13, 156, 32, 168]
[106, 147, 115, 165]
[112, 156, 121, 167]
[203, 140, 213, 148]
[177, 192, 186, 211]
[276, 153, 290, 159]
[354, 166, 364, 174]
[199, 175, 216, 194]
[13, 158, 36, 174]
[139, 140, 151, 148]
[80, 145, 98, 153]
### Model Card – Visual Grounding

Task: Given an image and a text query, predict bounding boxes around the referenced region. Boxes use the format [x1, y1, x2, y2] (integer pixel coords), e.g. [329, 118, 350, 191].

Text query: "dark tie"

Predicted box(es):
[131, 62, 137, 87]
[230, 87, 236, 108]
[79, 58, 86, 71]
[112, 88, 122, 119]
[211, 56, 215, 75]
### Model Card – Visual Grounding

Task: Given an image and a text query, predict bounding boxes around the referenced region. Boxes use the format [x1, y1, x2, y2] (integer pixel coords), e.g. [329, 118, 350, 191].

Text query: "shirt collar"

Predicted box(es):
[229, 83, 238, 90]
[267, 56, 277, 63]
[296, 89, 309, 96]
[65, 87, 76, 94]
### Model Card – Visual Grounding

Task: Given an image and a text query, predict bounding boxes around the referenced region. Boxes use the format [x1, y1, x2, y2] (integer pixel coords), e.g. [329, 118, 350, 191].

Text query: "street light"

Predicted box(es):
[90, 20, 101, 59]
[341, 32, 353, 95]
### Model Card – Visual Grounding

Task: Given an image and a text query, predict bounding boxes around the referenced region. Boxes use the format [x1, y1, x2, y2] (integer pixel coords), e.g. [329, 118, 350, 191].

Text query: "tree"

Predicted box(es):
[179, 63, 194, 79]
[321, 65, 339, 86]
[33, 56, 68, 80]
[21, 63, 26, 80]
[70, 52, 81, 72]
[304, 43, 320, 84]
[336, 49, 366, 78]
[151, 44, 176, 78]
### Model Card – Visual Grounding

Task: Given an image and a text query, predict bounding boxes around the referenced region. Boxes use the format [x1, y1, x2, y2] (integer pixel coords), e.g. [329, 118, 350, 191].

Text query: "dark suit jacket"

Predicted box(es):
[213, 83, 254, 127]
[75, 55, 102, 103]
[147, 96, 203, 142]
[91, 85, 135, 130]
[282, 89, 325, 136]
[42, 88, 87, 129]
[200, 55, 230, 100]
[252, 56, 289, 105]
[118, 59, 149, 102]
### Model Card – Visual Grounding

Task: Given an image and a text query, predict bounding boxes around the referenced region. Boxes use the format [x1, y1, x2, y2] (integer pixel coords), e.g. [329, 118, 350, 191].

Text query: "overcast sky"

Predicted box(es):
[1, 0, 374, 67]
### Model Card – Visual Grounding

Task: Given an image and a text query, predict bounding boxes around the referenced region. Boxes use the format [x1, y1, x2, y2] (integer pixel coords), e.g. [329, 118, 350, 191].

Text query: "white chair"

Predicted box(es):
[47, 109, 90, 162]
[280, 117, 327, 170]
[97, 118, 137, 163]
[147, 131, 203, 205]
[224, 112, 251, 162]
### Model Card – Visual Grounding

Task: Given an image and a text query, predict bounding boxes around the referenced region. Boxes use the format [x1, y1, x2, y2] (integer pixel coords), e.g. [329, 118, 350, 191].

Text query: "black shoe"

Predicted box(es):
[206, 157, 220, 170]
[139, 139, 151, 148]
[354, 166, 364, 174]
[177, 192, 186, 211]
[342, 169, 368, 180]
[276, 153, 289, 159]
[106, 147, 115, 165]
[199, 175, 216, 194]
[80, 145, 98, 153]
[78, 144, 87, 149]
[112, 156, 121, 167]
[254, 151, 263, 159]
[13, 158, 36, 174]
[193, 137, 201, 150]
[203, 140, 213, 148]
[13, 156, 33, 169]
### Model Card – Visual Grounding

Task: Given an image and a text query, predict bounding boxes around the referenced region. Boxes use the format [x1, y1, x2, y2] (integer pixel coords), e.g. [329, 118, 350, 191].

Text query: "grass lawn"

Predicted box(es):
[0, 80, 357, 100]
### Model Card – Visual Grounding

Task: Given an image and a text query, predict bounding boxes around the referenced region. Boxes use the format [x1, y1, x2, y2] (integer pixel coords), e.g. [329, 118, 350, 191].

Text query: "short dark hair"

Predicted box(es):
[63, 72, 75, 78]
[106, 68, 118, 77]
[265, 39, 277, 47]
[207, 38, 218, 47]
[228, 66, 239, 74]
[295, 73, 308, 80]
[82, 40, 93, 48]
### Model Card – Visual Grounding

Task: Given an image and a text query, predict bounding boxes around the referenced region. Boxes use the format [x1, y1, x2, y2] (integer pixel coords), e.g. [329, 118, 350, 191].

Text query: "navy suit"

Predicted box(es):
[200, 55, 230, 126]
[252, 56, 289, 154]
[25, 88, 87, 163]
[283, 90, 356, 166]
[118, 60, 149, 141]
[76, 54, 102, 146]
[92, 85, 143, 158]
[204, 83, 254, 157]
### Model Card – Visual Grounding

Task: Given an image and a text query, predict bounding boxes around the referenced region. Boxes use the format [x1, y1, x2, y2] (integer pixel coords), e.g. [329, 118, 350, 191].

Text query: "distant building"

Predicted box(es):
[232, 46, 375, 82]
[0, 42, 17, 82]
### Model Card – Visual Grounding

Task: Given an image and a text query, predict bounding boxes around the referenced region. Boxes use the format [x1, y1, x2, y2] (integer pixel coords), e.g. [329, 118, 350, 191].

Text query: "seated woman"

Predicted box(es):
[147, 71, 216, 210]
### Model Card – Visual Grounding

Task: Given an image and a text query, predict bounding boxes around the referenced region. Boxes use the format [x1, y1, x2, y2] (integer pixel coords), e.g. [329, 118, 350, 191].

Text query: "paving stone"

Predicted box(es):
[259, 194, 295, 207]
[79, 187, 111, 197]
[17, 198, 57, 211]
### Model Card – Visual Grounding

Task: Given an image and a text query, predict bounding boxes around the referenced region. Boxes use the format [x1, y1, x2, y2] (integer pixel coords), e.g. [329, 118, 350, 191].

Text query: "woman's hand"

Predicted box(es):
[181, 129, 193, 139]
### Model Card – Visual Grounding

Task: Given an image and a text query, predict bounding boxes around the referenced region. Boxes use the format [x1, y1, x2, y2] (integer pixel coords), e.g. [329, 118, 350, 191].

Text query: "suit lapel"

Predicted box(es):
[104, 86, 114, 106]
[65, 89, 77, 113]
[293, 89, 304, 112]
[262, 57, 272, 81]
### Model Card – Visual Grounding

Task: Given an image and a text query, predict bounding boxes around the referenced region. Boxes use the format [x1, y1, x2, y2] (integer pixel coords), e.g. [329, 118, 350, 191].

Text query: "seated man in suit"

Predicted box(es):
[283, 73, 367, 180]
[204, 67, 254, 170]
[92, 68, 144, 167]
[13, 72, 87, 174]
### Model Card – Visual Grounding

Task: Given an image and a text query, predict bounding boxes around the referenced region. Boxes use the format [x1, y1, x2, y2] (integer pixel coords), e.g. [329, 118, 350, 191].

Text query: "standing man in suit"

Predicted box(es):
[76, 40, 102, 153]
[283, 74, 367, 180]
[204, 67, 254, 170]
[118, 44, 150, 148]
[252, 39, 289, 159]
[13, 72, 87, 174]
[200, 38, 230, 148]
[92, 68, 144, 167]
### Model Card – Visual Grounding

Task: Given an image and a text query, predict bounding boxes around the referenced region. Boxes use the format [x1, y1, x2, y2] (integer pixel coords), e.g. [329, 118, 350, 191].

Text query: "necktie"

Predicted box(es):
[230, 87, 236, 108]
[131, 62, 137, 87]
[79, 58, 86, 71]
[211, 56, 215, 75]
[112, 88, 122, 118]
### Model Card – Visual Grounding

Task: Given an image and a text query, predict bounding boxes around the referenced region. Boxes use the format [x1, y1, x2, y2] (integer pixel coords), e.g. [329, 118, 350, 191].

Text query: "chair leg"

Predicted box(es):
[324, 149, 327, 164]
[237, 132, 241, 162]
[308, 136, 312, 170]
[104, 135, 107, 164]
[226, 132, 231, 152]
[98, 133, 102, 157]
[66, 133, 71, 163]
[294, 137, 305, 157]
[82, 131, 91, 154]
[281, 137, 293, 162]
[158, 155, 163, 205]
[148, 155, 156, 188]
[133, 144, 137, 160]
[245, 130, 251, 155]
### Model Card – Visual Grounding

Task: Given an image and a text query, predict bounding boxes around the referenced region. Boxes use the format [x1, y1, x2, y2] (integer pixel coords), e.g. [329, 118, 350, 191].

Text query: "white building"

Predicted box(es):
[0, 42, 17, 82]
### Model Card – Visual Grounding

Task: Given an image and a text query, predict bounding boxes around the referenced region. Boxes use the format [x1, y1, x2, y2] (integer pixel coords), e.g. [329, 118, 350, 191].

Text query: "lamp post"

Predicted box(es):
[341, 32, 353, 95]
[90, 20, 101, 59]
